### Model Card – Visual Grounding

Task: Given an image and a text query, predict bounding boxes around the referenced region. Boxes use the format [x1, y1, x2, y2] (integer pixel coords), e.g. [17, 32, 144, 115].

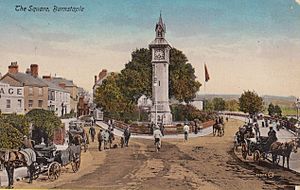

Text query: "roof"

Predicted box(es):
[51, 77, 77, 87]
[2, 72, 47, 87]
[149, 38, 172, 48]
[42, 79, 69, 93]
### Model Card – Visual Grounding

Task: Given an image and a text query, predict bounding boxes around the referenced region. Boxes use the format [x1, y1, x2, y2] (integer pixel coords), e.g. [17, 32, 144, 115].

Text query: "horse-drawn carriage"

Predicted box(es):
[33, 144, 81, 181]
[0, 143, 81, 188]
[246, 136, 280, 165]
[68, 121, 89, 152]
[234, 123, 298, 168]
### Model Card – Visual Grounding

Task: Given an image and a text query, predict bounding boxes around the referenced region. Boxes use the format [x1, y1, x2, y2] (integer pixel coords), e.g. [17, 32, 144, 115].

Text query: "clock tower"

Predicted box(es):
[149, 13, 172, 125]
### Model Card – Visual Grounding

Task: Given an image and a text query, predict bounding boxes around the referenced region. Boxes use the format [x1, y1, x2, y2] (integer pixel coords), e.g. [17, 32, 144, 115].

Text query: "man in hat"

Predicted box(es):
[153, 125, 163, 150]
[97, 129, 103, 151]
[22, 135, 33, 149]
[183, 123, 190, 141]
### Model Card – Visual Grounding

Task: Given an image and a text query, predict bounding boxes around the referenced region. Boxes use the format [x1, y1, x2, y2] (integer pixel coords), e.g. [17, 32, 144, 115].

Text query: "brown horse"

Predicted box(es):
[213, 123, 224, 136]
[0, 150, 31, 188]
[270, 140, 298, 169]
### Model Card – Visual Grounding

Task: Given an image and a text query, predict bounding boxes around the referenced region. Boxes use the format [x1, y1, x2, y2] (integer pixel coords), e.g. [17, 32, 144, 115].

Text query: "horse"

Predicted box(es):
[68, 130, 88, 152]
[270, 140, 298, 169]
[0, 149, 36, 188]
[213, 123, 224, 137]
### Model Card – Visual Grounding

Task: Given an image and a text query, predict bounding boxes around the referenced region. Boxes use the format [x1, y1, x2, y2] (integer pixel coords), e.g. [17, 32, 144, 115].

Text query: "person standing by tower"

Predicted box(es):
[183, 123, 190, 141]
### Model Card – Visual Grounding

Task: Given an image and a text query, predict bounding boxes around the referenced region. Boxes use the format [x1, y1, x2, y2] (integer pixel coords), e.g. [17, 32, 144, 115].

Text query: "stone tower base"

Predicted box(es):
[150, 111, 172, 125]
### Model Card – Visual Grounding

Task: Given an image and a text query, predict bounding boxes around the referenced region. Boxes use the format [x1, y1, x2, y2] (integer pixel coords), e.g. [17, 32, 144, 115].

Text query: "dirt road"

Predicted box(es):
[15, 119, 300, 189]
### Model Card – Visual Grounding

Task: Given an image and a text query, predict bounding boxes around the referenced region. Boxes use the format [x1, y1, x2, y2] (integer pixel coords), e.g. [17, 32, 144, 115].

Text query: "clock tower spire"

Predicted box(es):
[149, 13, 172, 125]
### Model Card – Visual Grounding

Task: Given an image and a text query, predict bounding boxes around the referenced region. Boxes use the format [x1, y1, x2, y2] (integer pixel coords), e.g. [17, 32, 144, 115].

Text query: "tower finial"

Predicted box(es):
[159, 11, 163, 24]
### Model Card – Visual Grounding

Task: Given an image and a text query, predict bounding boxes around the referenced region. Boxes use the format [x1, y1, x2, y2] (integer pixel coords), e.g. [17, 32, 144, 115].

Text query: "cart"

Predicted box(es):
[33, 144, 81, 181]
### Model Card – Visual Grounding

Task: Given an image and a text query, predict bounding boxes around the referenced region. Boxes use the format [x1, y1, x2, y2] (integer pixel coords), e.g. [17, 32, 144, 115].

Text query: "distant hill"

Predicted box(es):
[195, 94, 297, 108]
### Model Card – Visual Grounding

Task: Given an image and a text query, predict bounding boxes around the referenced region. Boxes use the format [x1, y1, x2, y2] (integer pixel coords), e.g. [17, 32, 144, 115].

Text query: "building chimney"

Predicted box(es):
[42, 75, 52, 81]
[30, 64, 38, 78]
[8, 62, 19, 74]
[98, 69, 108, 80]
[59, 83, 66, 89]
[94, 75, 97, 85]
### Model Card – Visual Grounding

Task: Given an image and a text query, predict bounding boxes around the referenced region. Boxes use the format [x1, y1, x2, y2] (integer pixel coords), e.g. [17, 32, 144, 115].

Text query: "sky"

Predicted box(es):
[0, 0, 300, 97]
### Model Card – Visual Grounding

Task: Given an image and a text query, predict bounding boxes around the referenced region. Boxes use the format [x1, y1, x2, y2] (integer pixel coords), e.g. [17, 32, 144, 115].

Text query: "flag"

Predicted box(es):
[204, 64, 210, 82]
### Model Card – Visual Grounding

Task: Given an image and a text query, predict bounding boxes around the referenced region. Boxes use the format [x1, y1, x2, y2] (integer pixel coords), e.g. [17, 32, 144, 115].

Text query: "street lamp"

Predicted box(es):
[296, 98, 300, 121]
[153, 75, 158, 126]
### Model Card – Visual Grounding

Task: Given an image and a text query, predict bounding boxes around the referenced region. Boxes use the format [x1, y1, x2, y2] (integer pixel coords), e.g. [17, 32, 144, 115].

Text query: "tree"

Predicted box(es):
[212, 98, 226, 111]
[0, 122, 23, 149]
[203, 100, 214, 111]
[117, 48, 152, 102]
[239, 91, 264, 115]
[274, 105, 282, 116]
[169, 49, 201, 102]
[1, 113, 29, 135]
[94, 73, 135, 120]
[268, 103, 275, 116]
[26, 109, 62, 140]
[225, 99, 239, 111]
[112, 48, 201, 103]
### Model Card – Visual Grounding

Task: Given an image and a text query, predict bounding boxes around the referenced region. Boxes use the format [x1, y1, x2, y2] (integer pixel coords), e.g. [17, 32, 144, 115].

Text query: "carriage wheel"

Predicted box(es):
[262, 152, 267, 160]
[234, 143, 238, 151]
[253, 150, 260, 162]
[32, 162, 40, 180]
[71, 154, 81, 173]
[241, 144, 248, 160]
[48, 162, 61, 181]
[273, 155, 280, 165]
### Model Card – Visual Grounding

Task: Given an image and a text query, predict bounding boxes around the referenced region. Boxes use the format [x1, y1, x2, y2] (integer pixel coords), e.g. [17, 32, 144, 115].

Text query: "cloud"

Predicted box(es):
[296, 0, 300, 5]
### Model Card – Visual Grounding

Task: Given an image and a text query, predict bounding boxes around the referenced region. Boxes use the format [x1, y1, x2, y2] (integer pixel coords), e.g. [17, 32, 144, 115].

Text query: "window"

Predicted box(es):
[38, 100, 43, 108]
[28, 100, 33, 108]
[17, 99, 22, 108]
[38, 88, 43, 96]
[6, 99, 11, 108]
[29, 87, 33, 95]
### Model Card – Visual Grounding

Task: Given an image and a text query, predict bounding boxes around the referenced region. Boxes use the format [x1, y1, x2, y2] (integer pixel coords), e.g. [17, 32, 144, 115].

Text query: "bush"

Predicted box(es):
[171, 104, 215, 122]
[0, 122, 23, 149]
[1, 113, 29, 135]
[26, 109, 61, 139]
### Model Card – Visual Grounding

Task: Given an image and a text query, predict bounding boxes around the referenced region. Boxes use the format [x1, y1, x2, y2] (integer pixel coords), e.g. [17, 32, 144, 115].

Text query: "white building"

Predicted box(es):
[42, 78, 71, 117]
[191, 100, 204, 111]
[137, 94, 152, 111]
[0, 82, 24, 114]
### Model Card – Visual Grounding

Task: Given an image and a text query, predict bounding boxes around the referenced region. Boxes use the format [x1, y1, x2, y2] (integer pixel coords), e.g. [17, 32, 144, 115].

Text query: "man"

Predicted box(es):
[89, 126, 96, 142]
[103, 129, 110, 149]
[22, 135, 33, 149]
[124, 126, 131, 147]
[160, 124, 165, 136]
[266, 126, 278, 146]
[21, 136, 35, 183]
[108, 129, 115, 148]
[153, 125, 163, 150]
[254, 123, 260, 138]
[97, 129, 103, 151]
[183, 123, 190, 141]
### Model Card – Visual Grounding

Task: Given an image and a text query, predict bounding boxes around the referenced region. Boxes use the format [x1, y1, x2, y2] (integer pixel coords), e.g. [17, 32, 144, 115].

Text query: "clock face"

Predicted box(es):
[154, 49, 165, 60]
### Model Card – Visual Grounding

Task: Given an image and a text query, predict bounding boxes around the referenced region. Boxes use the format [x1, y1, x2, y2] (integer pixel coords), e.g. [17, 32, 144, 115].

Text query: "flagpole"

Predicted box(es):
[204, 63, 206, 110]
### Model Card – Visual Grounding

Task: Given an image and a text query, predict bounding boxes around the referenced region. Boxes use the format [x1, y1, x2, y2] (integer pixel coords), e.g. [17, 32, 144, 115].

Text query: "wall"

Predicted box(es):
[24, 86, 48, 113]
[0, 83, 24, 114]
